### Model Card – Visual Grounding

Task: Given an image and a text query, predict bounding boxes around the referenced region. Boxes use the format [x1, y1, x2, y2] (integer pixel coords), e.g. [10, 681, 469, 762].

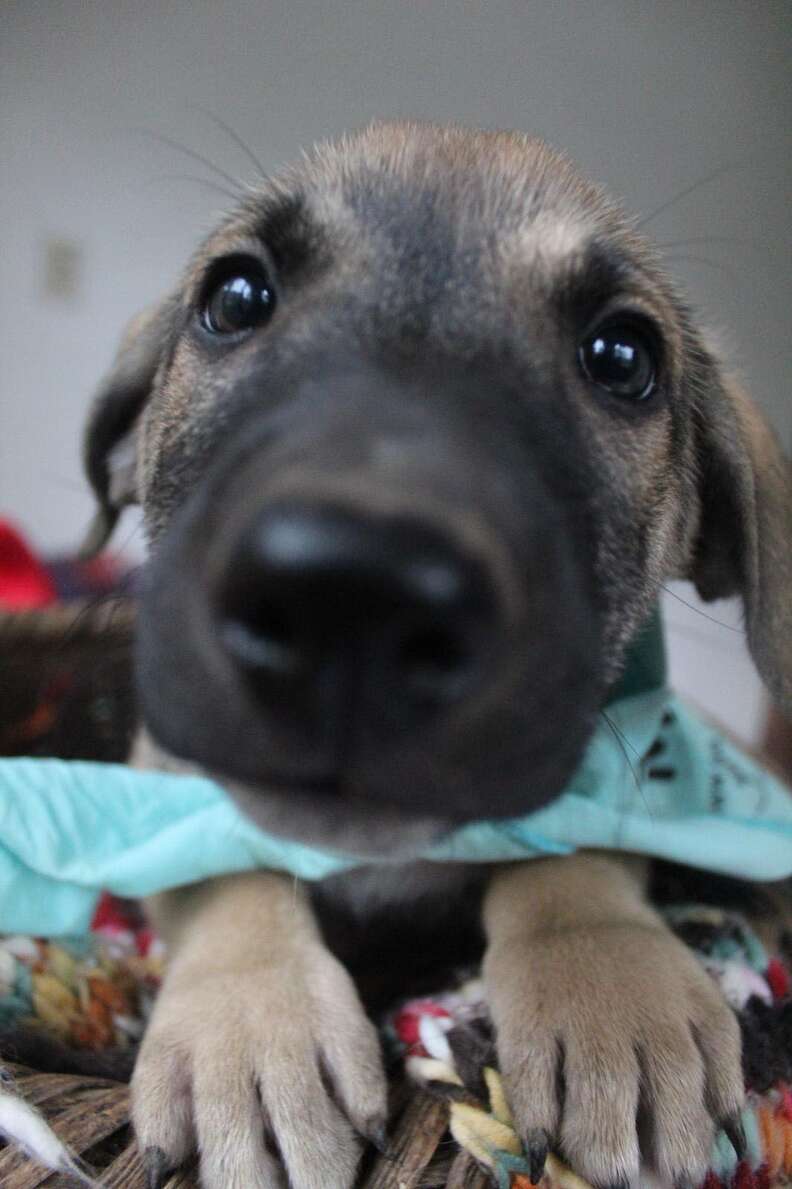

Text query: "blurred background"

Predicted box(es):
[1, 0, 790, 745]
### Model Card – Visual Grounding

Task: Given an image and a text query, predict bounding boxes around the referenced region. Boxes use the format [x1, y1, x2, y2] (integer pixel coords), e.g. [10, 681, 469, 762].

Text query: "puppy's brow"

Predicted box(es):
[252, 191, 319, 275]
[557, 240, 637, 322]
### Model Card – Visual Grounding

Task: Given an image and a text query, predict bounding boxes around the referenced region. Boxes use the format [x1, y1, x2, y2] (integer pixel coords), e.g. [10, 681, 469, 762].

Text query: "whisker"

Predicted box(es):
[656, 234, 762, 253]
[660, 584, 744, 634]
[188, 104, 267, 179]
[636, 161, 750, 230]
[601, 709, 643, 762]
[45, 589, 135, 663]
[600, 711, 652, 837]
[130, 128, 246, 194]
[664, 620, 741, 649]
[662, 253, 741, 283]
[142, 173, 241, 203]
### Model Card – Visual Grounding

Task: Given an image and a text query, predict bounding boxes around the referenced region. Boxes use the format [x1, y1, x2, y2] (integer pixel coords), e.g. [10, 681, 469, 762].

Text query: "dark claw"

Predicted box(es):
[722, 1113, 747, 1160]
[600, 1181, 629, 1189]
[524, 1127, 549, 1183]
[144, 1146, 174, 1189]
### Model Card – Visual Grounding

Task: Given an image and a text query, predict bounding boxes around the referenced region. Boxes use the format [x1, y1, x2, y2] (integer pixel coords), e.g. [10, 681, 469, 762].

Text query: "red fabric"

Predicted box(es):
[135, 927, 157, 958]
[392, 1000, 451, 1055]
[90, 892, 124, 932]
[766, 958, 790, 1001]
[0, 520, 57, 608]
[733, 1161, 766, 1188]
[90, 892, 145, 935]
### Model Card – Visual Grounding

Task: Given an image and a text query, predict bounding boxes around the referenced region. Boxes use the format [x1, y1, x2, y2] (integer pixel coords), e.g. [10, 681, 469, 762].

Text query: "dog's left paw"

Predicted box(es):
[484, 921, 744, 1187]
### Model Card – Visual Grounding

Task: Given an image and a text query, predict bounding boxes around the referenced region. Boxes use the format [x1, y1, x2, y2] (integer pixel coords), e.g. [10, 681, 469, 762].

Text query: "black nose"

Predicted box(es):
[217, 502, 501, 737]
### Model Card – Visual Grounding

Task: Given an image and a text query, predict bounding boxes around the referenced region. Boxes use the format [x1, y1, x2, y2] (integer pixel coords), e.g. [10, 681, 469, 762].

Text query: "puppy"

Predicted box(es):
[83, 122, 792, 1189]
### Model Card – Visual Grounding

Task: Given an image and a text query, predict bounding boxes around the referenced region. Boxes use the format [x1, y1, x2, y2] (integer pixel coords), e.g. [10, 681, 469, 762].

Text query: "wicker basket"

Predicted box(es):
[0, 600, 137, 761]
[0, 1063, 472, 1189]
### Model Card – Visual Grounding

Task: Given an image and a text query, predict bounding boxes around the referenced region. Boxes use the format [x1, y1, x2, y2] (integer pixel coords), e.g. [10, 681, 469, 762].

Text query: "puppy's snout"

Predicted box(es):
[217, 501, 501, 736]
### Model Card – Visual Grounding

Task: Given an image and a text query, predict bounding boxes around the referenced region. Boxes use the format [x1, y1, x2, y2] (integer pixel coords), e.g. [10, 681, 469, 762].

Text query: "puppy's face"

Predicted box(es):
[85, 122, 792, 854]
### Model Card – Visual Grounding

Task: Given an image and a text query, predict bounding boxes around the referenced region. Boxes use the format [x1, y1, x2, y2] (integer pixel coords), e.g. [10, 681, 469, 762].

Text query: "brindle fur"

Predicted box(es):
[83, 121, 792, 1189]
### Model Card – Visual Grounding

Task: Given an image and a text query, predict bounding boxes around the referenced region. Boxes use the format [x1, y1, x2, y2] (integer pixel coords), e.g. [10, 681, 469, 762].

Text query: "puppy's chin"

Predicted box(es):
[133, 726, 450, 858]
[219, 773, 452, 859]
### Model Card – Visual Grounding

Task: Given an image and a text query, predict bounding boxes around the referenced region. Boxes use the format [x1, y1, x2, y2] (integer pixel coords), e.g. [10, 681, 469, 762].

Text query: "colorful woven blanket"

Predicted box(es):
[0, 894, 790, 1188]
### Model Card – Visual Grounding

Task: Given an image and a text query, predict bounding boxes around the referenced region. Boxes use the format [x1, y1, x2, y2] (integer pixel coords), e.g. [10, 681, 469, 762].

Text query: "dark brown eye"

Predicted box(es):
[202, 262, 276, 335]
[579, 322, 657, 400]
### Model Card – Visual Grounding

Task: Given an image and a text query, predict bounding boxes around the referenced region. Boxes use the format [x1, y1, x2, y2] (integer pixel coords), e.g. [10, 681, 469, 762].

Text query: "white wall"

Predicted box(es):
[1, 0, 790, 742]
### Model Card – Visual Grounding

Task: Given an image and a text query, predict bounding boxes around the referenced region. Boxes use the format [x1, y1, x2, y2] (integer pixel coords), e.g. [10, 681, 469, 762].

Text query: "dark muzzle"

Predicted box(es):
[137, 360, 603, 819]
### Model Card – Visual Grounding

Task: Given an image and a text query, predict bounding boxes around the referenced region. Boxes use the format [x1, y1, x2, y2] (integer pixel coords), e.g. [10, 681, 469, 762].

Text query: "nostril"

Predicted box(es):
[217, 502, 501, 731]
[395, 625, 475, 701]
[221, 600, 305, 679]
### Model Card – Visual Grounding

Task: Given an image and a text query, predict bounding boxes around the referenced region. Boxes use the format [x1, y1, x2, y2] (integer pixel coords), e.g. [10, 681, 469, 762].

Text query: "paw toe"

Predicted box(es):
[191, 1053, 285, 1189]
[559, 1040, 641, 1186]
[265, 1068, 362, 1189]
[132, 1040, 194, 1171]
[501, 1037, 562, 1144]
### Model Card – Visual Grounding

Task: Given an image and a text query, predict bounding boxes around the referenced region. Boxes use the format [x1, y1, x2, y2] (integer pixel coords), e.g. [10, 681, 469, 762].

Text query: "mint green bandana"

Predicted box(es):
[1, 611, 790, 935]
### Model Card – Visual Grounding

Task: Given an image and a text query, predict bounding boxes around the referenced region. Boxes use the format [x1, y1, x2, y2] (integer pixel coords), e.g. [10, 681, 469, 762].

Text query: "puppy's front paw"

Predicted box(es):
[485, 923, 744, 1187]
[131, 943, 386, 1189]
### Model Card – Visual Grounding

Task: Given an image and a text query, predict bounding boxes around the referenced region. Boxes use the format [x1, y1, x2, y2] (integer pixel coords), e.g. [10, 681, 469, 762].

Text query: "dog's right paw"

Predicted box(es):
[131, 942, 386, 1189]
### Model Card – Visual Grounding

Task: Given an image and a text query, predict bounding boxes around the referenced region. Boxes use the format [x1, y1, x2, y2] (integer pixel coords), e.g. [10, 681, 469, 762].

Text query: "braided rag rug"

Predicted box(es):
[0, 891, 790, 1188]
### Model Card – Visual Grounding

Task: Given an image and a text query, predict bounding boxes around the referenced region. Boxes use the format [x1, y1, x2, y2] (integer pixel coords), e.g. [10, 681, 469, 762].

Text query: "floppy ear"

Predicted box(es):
[690, 370, 792, 710]
[81, 298, 174, 555]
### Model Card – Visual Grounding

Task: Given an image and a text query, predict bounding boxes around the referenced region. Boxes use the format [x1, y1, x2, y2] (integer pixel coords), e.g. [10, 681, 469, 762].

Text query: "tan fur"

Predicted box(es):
[483, 855, 743, 1185]
[136, 874, 385, 1189]
[726, 379, 792, 701]
[80, 121, 792, 1188]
